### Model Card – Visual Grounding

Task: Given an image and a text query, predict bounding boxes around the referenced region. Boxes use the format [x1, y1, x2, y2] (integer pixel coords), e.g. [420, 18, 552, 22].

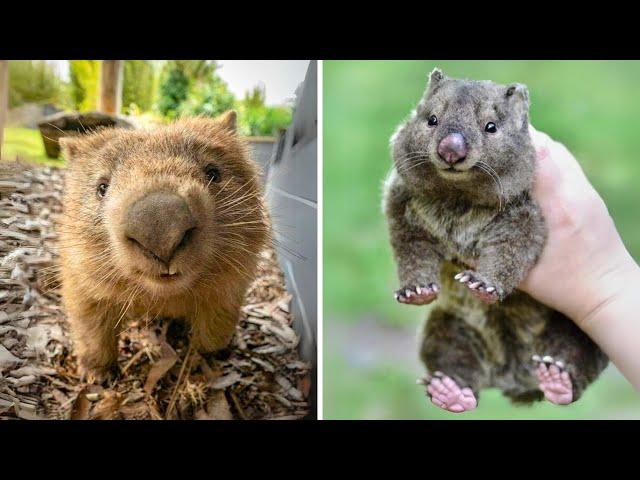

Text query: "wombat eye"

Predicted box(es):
[97, 182, 109, 198]
[485, 122, 497, 133]
[427, 115, 438, 127]
[205, 165, 222, 183]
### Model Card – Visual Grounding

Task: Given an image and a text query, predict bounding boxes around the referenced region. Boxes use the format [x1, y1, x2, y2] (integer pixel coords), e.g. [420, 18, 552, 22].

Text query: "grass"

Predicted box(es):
[323, 60, 640, 419]
[1, 127, 65, 166]
[325, 350, 640, 419]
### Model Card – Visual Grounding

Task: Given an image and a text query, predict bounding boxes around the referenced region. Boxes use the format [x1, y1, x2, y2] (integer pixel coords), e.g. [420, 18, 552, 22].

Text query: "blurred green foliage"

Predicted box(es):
[323, 60, 640, 419]
[5, 60, 292, 138]
[69, 60, 100, 111]
[155, 60, 291, 135]
[122, 60, 155, 115]
[179, 73, 235, 120]
[236, 86, 292, 137]
[157, 63, 190, 119]
[9, 61, 66, 108]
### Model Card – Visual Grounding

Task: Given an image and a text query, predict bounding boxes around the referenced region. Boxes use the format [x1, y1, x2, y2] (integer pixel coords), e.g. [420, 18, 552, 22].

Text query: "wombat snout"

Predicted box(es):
[437, 133, 468, 164]
[124, 191, 197, 265]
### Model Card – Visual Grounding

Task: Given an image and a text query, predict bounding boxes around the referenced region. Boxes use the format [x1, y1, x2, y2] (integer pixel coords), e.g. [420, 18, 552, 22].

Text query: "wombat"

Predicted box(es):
[384, 69, 608, 412]
[58, 111, 269, 382]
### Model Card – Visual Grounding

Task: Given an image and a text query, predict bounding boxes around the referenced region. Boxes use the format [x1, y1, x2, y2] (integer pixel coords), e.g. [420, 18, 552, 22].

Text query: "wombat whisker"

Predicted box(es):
[44, 122, 66, 134]
[216, 199, 263, 217]
[113, 274, 144, 329]
[53, 240, 108, 251]
[216, 178, 257, 205]
[395, 152, 431, 166]
[219, 220, 267, 228]
[474, 161, 505, 211]
[397, 160, 430, 175]
[212, 178, 233, 200]
[396, 150, 431, 161]
[216, 189, 262, 207]
[272, 240, 306, 261]
[209, 253, 251, 280]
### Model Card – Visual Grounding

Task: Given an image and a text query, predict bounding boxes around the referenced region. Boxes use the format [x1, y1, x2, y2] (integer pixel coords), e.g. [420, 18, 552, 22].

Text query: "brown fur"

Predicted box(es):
[58, 111, 270, 381]
[384, 70, 607, 404]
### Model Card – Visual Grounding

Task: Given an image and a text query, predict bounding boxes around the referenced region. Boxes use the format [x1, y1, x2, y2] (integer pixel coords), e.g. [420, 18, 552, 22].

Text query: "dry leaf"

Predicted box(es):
[70, 387, 91, 420]
[144, 342, 178, 393]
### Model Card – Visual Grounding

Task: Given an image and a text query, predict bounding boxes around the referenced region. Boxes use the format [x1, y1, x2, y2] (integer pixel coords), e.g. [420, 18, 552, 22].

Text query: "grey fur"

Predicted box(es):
[384, 70, 607, 405]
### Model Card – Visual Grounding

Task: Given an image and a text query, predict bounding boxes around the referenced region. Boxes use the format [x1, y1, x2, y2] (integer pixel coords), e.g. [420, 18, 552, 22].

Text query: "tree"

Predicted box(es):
[122, 60, 155, 115]
[8, 61, 66, 108]
[179, 72, 235, 119]
[158, 60, 230, 120]
[237, 85, 292, 136]
[157, 65, 190, 119]
[69, 60, 100, 111]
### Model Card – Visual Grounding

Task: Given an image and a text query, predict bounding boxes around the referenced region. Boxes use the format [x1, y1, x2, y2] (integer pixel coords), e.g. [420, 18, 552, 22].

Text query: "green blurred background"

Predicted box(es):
[323, 60, 640, 419]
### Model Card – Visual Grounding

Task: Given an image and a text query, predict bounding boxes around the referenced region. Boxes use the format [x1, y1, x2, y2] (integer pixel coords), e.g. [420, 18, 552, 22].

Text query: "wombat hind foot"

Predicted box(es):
[454, 270, 500, 304]
[419, 372, 477, 413]
[394, 283, 439, 305]
[532, 355, 573, 405]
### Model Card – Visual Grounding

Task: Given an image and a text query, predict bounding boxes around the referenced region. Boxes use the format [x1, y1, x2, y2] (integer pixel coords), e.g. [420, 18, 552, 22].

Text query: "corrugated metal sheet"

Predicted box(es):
[265, 61, 317, 415]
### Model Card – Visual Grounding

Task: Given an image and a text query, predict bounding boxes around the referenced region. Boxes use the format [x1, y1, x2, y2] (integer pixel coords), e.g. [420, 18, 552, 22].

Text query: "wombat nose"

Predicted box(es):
[437, 133, 468, 164]
[125, 192, 196, 264]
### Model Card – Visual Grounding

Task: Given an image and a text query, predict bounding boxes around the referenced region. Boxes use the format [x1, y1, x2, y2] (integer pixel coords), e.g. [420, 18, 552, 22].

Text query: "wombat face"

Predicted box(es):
[60, 111, 268, 297]
[392, 69, 535, 200]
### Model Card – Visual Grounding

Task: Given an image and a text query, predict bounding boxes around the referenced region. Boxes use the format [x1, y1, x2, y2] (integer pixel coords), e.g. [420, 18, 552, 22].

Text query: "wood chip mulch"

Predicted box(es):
[0, 161, 312, 420]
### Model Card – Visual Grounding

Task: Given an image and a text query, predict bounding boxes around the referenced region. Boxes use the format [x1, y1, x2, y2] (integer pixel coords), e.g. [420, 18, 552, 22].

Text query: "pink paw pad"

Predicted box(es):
[532, 355, 573, 405]
[419, 373, 477, 413]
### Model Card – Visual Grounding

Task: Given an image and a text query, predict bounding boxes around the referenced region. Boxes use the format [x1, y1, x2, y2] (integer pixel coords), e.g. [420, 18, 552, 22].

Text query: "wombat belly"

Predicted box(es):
[437, 261, 550, 366]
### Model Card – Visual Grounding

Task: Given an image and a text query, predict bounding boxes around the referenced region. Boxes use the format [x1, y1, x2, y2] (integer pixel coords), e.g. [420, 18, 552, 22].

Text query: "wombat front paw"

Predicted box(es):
[532, 355, 573, 405]
[78, 360, 118, 385]
[394, 283, 439, 305]
[454, 270, 501, 304]
[418, 372, 477, 413]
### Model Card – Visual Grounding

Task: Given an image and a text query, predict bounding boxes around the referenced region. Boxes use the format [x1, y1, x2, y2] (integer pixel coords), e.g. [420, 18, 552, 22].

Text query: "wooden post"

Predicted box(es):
[99, 60, 123, 115]
[0, 61, 9, 160]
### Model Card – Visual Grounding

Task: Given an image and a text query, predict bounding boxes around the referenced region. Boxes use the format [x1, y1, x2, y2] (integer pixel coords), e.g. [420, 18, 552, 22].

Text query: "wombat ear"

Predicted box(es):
[217, 110, 237, 133]
[428, 68, 445, 88]
[506, 83, 529, 103]
[506, 83, 530, 128]
[423, 68, 446, 101]
[59, 136, 80, 160]
[59, 128, 120, 161]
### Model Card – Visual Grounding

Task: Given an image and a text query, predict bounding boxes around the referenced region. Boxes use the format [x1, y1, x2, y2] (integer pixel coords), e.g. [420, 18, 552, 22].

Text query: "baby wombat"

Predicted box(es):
[384, 69, 608, 412]
[58, 111, 269, 382]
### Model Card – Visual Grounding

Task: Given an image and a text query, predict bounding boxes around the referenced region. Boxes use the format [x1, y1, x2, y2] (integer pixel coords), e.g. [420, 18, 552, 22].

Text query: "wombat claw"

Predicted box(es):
[78, 362, 118, 385]
[532, 354, 573, 405]
[454, 270, 500, 304]
[395, 283, 439, 305]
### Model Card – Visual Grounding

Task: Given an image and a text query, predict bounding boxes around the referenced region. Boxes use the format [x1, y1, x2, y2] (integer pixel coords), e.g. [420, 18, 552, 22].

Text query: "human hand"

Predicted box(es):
[520, 126, 637, 329]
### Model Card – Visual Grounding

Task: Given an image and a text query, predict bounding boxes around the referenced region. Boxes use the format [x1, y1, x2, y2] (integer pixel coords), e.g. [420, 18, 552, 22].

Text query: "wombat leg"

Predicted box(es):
[469, 200, 546, 301]
[419, 308, 490, 413]
[531, 317, 608, 404]
[394, 283, 439, 305]
[189, 306, 238, 354]
[67, 304, 120, 384]
[386, 189, 444, 305]
[454, 270, 500, 304]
